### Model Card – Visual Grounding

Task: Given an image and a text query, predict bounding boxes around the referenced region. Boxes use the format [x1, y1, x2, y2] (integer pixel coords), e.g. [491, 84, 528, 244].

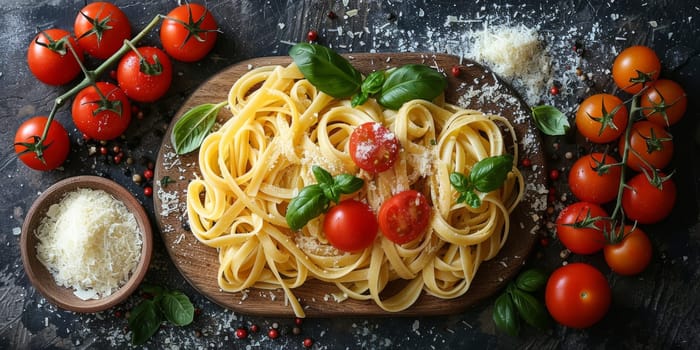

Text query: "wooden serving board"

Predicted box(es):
[153, 53, 546, 317]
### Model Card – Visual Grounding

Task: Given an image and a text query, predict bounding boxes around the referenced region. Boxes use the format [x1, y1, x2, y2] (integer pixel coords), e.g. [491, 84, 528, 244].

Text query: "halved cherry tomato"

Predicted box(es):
[349, 122, 400, 173]
[72, 82, 132, 141]
[323, 199, 378, 252]
[622, 172, 676, 224]
[555, 202, 610, 255]
[604, 225, 652, 276]
[14, 116, 70, 171]
[612, 45, 661, 94]
[160, 3, 218, 62]
[378, 190, 431, 244]
[545, 263, 611, 329]
[568, 153, 621, 204]
[641, 79, 688, 127]
[74, 2, 131, 59]
[27, 29, 84, 85]
[117, 46, 173, 102]
[575, 94, 628, 144]
[620, 121, 673, 172]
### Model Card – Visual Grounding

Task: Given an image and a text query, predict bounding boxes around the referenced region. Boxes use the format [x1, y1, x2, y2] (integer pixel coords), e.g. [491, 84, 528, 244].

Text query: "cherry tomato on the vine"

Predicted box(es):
[323, 199, 378, 252]
[72, 82, 132, 141]
[349, 122, 400, 173]
[555, 202, 610, 255]
[545, 263, 611, 329]
[160, 3, 218, 62]
[117, 46, 173, 102]
[378, 190, 431, 245]
[74, 2, 132, 59]
[14, 116, 70, 171]
[612, 45, 661, 94]
[568, 153, 621, 204]
[604, 225, 652, 276]
[27, 29, 84, 86]
[575, 93, 628, 144]
[641, 79, 688, 127]
[622, 172, 676, 224]
[621, 121, 673, 172]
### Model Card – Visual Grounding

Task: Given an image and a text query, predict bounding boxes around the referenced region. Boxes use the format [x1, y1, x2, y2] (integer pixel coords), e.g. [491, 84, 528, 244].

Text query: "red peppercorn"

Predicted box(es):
[114, 309, 123, 318]
[327, 11, 337, 19]
[303, 338, 314, 348]
[307, 30, 318, 42]
[540, 237, 550, 247]
[450, 65, 461, 77]
[235, 327, 248, 339]
[144, 186, 153, 197]
[113, 154, 122, 164]
[268, 328, 279, 339]
[520, 158, 532, 168]
[295, 317, 304, 326]
[249, 324, 259, 333]
[549, 169, 560, 181]
[550, 85, 560, 95]
[109, 70, 117, 80]
[100, 146, 108, 155]
[143, 168, 154, 180]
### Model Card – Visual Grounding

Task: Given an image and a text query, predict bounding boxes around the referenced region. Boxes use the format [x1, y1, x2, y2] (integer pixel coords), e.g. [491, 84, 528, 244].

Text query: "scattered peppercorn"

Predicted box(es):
[294, 317, 304, 326]
[235, 327, 248, 339]
[450, 65, 461, 77]
[268, 328, 279, 339]
[549, 169, 560, 181]
[303, 338, 314, 348]
[520, 158, 532, 168]
[144, 186, 153, 197]
[307, 30, 318, 42]
[550, 85, 560, 95]
[100, 146, 108, 155]
[249, 324, 260, 333]
[143, 168, 154, 180]
[132, 174, 143, 185]
[292, 326, 302, 335]
[327, 11, 337, 19]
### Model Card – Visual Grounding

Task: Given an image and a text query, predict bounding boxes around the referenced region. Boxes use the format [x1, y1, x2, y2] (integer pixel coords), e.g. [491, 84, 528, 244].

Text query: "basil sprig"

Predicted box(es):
[289, 43, 447, 110]
[285, 165, 364, 230]
[531, 105, 570, 136]
[171, 101, 227, 155]
[449, 154, 514, 208]
[128, 285, 195, 345]
[493, 268, 550, 336]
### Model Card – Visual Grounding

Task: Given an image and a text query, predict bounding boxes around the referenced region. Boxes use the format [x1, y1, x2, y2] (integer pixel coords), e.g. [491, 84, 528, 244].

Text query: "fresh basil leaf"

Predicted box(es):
[312, 165, 333, 185]
[286, 185, 329, 230]
[159, 291, 194, 327]
[509, 288, 550, 331]
[493, 292, 520, 336]
[351, 92, 369, 107]
[289, 43, 362, 98]
[362, 71, 386, 95]
[465, 191, 481, 208]
[377, 64, 447, 110]
[470, 155, 514, 193]
[449, 172, 469, 192]
[171, 101, 227, 155]
[515, 269, 548, 293]
[333, 174, 364, 194]
[128, 299, 162, 345]
[320, 182, 340, 204]
[531, 105, 570, 136]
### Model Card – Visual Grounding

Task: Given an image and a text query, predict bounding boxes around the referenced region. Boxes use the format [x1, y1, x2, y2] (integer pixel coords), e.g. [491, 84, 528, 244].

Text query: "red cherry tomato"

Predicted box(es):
[378, 190, 431, 245]
[27, 29, 84, 86]
[74, 2, 131, 59]
[349, 122, 400, 173]
[575, 94, 628, 144]
[14, 116, 70, 171]
[555, 202, 610, 255]
[604, 225, 652, 276]
[622, 172, 676, 224]
[323, 199, 378, 252]
[621, 121, 673, 172]
[545, 263, 611, 329]
[72, 82, 132, 141]
[612, 45, 661, 94]
[568, 153, 621, 204]
[641, 79, 688, 127]
[117, 46, 173, 102]
[160, 3, 218, 62]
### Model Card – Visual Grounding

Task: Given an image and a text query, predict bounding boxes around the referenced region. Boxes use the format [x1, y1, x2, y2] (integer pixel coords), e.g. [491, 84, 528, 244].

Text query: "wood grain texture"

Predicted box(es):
[153, 53, 546, 317]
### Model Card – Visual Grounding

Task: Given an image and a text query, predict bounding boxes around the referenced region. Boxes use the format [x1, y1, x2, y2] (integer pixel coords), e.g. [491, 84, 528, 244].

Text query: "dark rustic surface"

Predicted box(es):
[1, 0, 698, 349]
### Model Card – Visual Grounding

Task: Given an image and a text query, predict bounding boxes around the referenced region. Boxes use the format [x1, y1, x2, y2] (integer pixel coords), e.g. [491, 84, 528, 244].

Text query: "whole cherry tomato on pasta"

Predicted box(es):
[323, 199, 378, 252]
[378, 190, 431, 245]
[349, 122, 400, 173]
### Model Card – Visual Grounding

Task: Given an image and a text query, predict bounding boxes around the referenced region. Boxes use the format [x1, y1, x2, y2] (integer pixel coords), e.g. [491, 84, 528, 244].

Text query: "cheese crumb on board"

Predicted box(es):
[35, 188, 142, 300]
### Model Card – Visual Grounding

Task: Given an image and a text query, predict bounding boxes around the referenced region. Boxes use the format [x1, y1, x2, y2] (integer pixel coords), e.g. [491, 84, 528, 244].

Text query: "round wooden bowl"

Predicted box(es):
[20, 176, 153, 313]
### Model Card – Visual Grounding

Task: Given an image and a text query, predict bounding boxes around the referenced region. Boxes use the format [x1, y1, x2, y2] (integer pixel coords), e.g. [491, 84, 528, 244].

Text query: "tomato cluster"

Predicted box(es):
[16, 2, 219, 171]
[546, 45, 687, 329]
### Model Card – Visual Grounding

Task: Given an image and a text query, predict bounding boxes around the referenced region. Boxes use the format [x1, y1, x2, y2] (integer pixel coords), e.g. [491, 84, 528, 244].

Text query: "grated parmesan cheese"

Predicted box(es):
[35, 188, 142, 300]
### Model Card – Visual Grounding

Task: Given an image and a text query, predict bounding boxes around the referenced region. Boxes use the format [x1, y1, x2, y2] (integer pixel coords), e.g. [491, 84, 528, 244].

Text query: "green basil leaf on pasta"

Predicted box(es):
[289, 43, 362, 98]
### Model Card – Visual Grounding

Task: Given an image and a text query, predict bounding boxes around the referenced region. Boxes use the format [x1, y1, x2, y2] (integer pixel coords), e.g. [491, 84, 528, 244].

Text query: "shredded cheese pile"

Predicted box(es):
[35, 188, 142, 300]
